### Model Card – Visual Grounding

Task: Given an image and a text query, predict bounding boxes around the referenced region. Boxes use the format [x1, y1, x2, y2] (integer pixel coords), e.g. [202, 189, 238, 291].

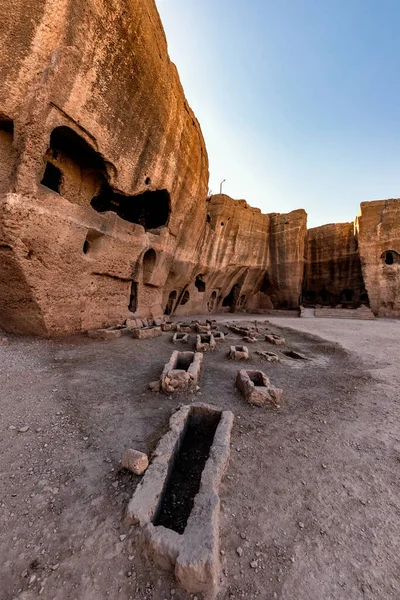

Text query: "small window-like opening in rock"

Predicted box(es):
[145, 177, 151, 185]
[153, 407, 221, 533]
[41, 162, 62, 193]
[206, 214, 211, 223]
[195, 275, 206, 293]
[129, 282, 138, 313]
[221, 222, 224, 226]
[91, 188, 170, 230]
[249, 372, 264, 386]
[165, 290, 177, 315]
[222, 283, 240, 308]
[180, 290, 190, 305]
[83, 240, 90, 254]
[386, 252, 394, 265]
[175, 354, 194, 371]
[0, 120, 13, 134]
[143, 248, 157, 283]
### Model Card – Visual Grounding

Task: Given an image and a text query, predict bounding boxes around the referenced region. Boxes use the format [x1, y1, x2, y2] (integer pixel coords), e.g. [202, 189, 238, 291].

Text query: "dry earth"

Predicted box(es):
[1, 316, 400, 600]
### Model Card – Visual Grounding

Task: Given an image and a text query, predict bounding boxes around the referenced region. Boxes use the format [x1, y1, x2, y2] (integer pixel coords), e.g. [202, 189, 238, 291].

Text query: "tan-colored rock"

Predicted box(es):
[88, 328, 122, 340]
[122, 449, 149, 475]
[132, 327, 162, 340]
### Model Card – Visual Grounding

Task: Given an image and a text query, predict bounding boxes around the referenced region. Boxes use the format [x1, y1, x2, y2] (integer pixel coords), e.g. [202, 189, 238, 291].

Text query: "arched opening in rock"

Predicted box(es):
[91, 188, 170, 230]
[195, 275, 206, 293]
[180, 290, 190, 305]
[382, 250, 400, 265]
[0, 119, 13, 134]
[83, 240, 90, 254]
[41, 162, 62, 193]
[82, 230, 104, 256]
[222, 283, 240, 309]
[129, 282, 138, 313]
[165, 290, 177, 315]
[207, 290, 217, 312]
[142, 249, 157, 284]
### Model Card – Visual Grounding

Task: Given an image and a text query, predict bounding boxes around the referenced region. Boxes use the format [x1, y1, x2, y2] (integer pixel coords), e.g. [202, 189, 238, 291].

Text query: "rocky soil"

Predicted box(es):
[1, 316, 399, 600]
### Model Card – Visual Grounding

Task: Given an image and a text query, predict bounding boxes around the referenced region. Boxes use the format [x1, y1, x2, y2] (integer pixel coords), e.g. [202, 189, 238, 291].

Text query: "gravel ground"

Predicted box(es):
[1, 316, 399, 600]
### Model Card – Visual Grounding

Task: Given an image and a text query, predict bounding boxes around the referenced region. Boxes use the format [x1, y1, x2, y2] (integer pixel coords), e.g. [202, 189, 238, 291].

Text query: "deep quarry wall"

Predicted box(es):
[0, 0, 399, 336]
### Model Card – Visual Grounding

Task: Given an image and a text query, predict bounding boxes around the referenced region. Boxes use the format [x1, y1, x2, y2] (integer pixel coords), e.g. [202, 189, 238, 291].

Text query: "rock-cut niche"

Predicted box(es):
[41, 126, 171, 231]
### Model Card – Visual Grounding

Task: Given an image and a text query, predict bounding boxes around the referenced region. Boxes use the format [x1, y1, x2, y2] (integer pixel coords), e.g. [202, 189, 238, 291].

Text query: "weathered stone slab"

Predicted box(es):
[236, 369, 283, 407]
[256, 350, 280, 363]
[88, 328, 122, 340]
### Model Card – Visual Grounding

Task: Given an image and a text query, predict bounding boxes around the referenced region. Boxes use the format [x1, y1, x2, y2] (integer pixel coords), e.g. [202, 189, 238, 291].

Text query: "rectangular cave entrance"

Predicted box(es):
[153, 407, 221, 534]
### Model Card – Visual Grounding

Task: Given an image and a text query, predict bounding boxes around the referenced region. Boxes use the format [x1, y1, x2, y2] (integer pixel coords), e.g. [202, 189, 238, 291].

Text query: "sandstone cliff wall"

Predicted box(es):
[0, 0, 209, 334]
[357, 199, 400, 316]
[166, 195, 307, 317]
[303, 222, 367, 307]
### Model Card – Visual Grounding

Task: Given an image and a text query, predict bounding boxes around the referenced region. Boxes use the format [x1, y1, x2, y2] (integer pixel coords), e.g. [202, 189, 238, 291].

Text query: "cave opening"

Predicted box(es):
[165, 290, 177, 315]
[222, 283, 240, 308]
[129, 282, 138, 313]
[195, 275, 206, 293]
[207, 290, 217, 312]
[41, 162, 62, 193]
[142, 248, 157, 284]
[91, 187, 170, 230]
[0, 120, 13, 134]
[180, 290, 190, 305]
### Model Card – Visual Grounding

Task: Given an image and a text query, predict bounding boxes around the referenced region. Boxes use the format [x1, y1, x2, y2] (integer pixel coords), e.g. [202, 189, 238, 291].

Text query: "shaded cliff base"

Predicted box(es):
[1, 317, 398, 599]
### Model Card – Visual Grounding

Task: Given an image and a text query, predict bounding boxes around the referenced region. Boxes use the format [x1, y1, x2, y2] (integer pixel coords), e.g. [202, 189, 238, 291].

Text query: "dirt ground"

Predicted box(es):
[1, 316, 400, 600]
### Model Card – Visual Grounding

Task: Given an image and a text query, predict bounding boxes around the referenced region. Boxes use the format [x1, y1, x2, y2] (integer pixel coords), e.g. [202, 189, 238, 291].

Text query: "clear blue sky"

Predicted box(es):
[156, 0, 400, 227]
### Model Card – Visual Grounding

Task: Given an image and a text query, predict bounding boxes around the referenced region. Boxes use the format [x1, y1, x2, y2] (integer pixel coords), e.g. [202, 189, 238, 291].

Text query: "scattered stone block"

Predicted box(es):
[1, 337, 9, 347]
[196, 333, 216, 352]
[207, 319, 218, 329]
[265, 333, 285, 345]
[172, 332, 190, 344]
[88, 328, 122, 340]
[132, 327, 162, 340]
[256, 350, 280, 363]
[122, 449, 149, 475]
[236, 369, 283, 407]
[160, 350, 203, 393]
[162, 323, 173, 332]
[149, 380, 161, 392]
[126, 403, 234, 598]
[243, 336, 258, 343]
[196, 322, 211, 333]
[229, 345, 249, 360]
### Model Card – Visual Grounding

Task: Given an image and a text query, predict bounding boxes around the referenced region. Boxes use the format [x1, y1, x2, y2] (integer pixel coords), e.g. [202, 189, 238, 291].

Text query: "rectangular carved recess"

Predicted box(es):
[153, 407, 221, 534]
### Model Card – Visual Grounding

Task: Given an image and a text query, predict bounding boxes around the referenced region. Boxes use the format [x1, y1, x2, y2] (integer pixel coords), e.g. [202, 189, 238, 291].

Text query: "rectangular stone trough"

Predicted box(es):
[213, 331, 225, 342]
[236, 369, 283, 408]
[126, 403, 234, 597]
[161, 350, 203, 393]
[196, 333, 216, 352]
[172, 332, 190, 344]
[229, 345, 249, 360]
[196, 322, 211, 333]
[133, 326, 162, 340]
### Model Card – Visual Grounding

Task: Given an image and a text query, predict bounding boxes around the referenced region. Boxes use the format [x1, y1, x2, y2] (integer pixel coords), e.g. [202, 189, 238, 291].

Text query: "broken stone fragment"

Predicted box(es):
[265, 334, 285, 345]
[1, 337, 9, 347]
[149, 381, 161, 392]
[122, 449, 149, 475]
